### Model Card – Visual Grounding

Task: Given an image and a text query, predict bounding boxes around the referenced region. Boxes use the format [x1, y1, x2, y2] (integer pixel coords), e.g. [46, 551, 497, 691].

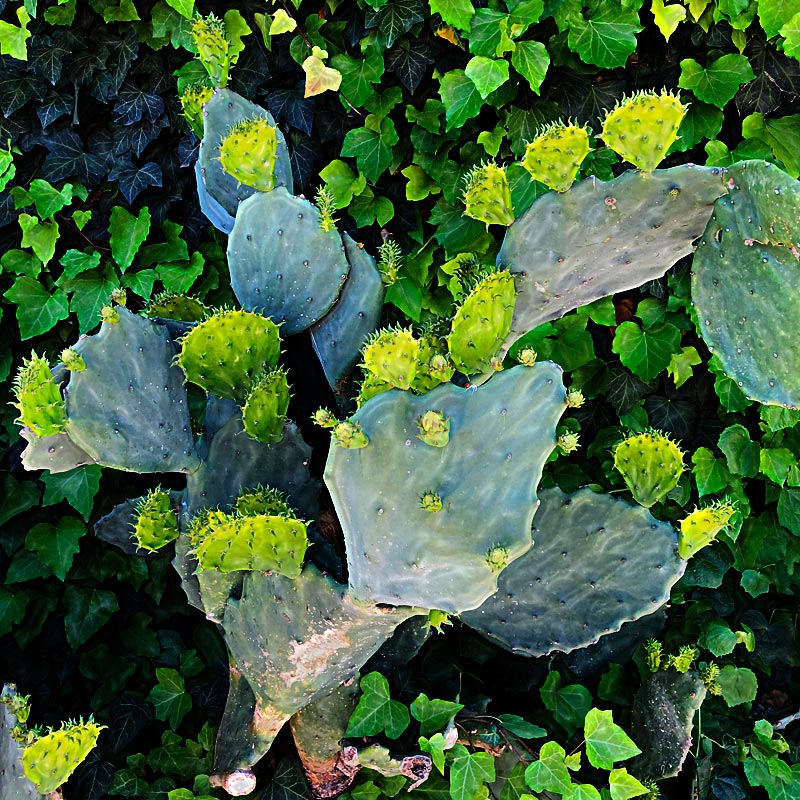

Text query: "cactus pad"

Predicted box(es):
[411, 334, 454, 394]
[325, 364, 567, 612]
[1, 686, 42, 800]
[180, 82, 214, 138]
[362, 327, 419, 390]
[13, 354, 66, 438]
[463, 163, 514, 227]
[234, 486, 294, 517]
[497, 165, 726, 344]
[177, 309, 281, 403]
[678, 502, 735, 559]
[601, 91, 686, 173]
[228, 187, 350, 335]
[691, 160, 800, 408]
[242, 368, 291, 445]
[447, 271, 516, 375]
[19, 429, 94, 473]
[191, 13, 231, 88]
[461, 487, 685, 656]
[145, 293, 208, 322]
[219, 117, 280, 193]
[614, 430, 684, 508]
[521, 122, 591, 192]
[62, 308, 198, 474]
[22, 720, 104, 794]
[132, 489, 179, 552]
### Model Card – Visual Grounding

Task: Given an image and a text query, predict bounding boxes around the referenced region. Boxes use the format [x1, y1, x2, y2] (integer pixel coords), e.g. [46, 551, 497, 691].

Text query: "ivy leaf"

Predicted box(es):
[778, 488, 800, 534]
[567, 4, 642, 68]
[148, 668, 192, 729]
[268, 87, 315, 135]
[759, 0, 800, 38]
[718, 425, 760, 478]
[651, 0, 686, 40]
[114, 81, 165, 125]
[608, 768, 649, 800]
[367, 0, 426, 48]
[320, 160, 367, 207]
[717, 666, 758, 707]
[666, 346, 702, 388]
[612, 321, 682, 383]
[497, 715, 547, 739]
[341, 115, 399, 182]
[465, 56, 510, 99]
[429, 0, 475, 30]
[110, 206, 151, 272]
[469, 9, 508, 57]
[419, 733, 447, 775]
[3, 276, 69, 339]
[59, 264, 121, 333]
[449, 744, 495, 800]
[440, 69, 483, 130]
[0, 588, 28, 637]
[108, 161, 163, 204]
[385, 40, 432, 93]
[349, 186, 394, 226]
[302, 51, 343, 98]
[331, 50, 385, 106]
[565, 786, 601, 800]
[759, 447, 796, 486]
[781, 12, 800, 60]
[540, 673, 593, 738]
[584, 709, 641, 770]
[0, 474, 40, 526]
[63, 586, 119, 648]
[18, 213, 59, 265]
[524, 741, 572, 794]
[692, 447, 731, 497]
[698, 618, 738, 656]
[165, 0, 194, 19]
[41, 465, 103, 521]
[25, 518, 85, 582]
[385, 276, 422, 321]
[410, 693, 464, 737]
[668, 101, 724, 154]
[345, 672, 410, 739]
[14, 179, 78, 220]
[678, 55, 755, 108]
[40, 128, 109, 186]
[0, 7, 32, 61]
[402, 165, 441, 200]
[512, 40, 550, 93]
[741, 112, 800, 178]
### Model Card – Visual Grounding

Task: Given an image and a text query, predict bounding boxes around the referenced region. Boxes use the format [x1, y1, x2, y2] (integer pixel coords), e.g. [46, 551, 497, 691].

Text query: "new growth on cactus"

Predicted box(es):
[613, 430, 685, 507]
[12, 353, 66, 437]
[132, 488, 179, 552]
[180, 82, 215, 138]
[463, 162, 515, 227]
[191, 13, 231, 88]
[219, 117, 280, 193]
[521, 122, 590, 192]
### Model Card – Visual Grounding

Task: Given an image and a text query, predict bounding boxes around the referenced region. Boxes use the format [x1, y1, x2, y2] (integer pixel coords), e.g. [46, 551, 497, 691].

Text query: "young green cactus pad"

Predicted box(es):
[234, 486, 294, 517]
[614, 430, 684, 507]
[416, 410, 450, 447]
[447, 271, 516, 375]
[176, 309, 281, 403]
[52, 308, 198, 474]
[242, 368, 291, 445]
[180, 82, 214, 138]
[627, 670, 706, 780]
[22, 719, 104, 794]
[463, 163, 514, 227]
[332, 420, 369, 448]
[191, 13, 231, 88]
[60, 349, 85, 372]
[310, 234, 386, 401]
[601, 91, 686, 173]
[228, 187, 350, 335]
[521, 122, 591, 192]
[678, 502, 735, 559]
[325, 363, 567, 613]
[219, 117, 280, 193]
[411, 333, 454, 394]
[132, 488, 179, 552]
[214, 565, 421, 773]
[198, 89, 293, 224]
[496, 165, 726, 346]
[12, 353, 67, 438]
[362, 327, 419, 390]
[691, 160, 800, 408]
[460, 487, 685, 656]
[145, 292, 208, 322]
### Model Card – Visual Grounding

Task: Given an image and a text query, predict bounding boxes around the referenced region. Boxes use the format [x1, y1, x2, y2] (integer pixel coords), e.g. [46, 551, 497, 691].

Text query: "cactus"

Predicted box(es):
[219, 117, 280, 193]
[12, 354, 66, 438]
[19, 429, 94, 473]
[145, 292, 208, 322]
[197, 89, 293, 224]
[496, 164, 726, 346]
[601, 91, 686, 173]
[242, 368, 291, 445]
[1, 686, 42, 800]
[460, 487, 685, 656]
[310, 234, 385, 403]
[180, 82, 214, 138]
[132, 488, 179, 552]
[627, 670, 706, 780]
[234, 486, 294, 517]
[362, 327, 420, 390]
[691, 160, 800, 408]
[614, 430, 684, 508]
[411, 333, 454, 394]
[22, 719, 104, 794]
[60, 348, 85, 372]
[521, 122, 591, 193]
[416, 409, 450, 447]
[191, 13, 231, 88]
[324, 363, 567, 612]
[176, 309, 281, 403]
[463, 163, 515, 227]
[332, 420, 369, 449]
[447, 271, 516, 375]
[678, 501, 736, 559]
[228, 187, 350, 335]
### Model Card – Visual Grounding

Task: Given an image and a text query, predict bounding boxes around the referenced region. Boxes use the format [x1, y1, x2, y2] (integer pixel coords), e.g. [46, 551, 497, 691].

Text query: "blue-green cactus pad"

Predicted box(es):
[195, 161, 234, 233]
[310, 233, 385, 398]
[691, 160, 800, 408]
[1, 686, 44, 800]
[63, 309, 198, 474]
[197, 88, 292, 220]
[228, 188, 350, 335]
[461, 487, 685, 656]
[497, 165, 726, 348]
[325, 364, 567, 613]
[20, 429, 94, 473]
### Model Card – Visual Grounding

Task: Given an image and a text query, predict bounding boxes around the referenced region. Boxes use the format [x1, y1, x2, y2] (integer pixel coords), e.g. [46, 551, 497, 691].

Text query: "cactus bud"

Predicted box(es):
[485, 545, 509, 572]
[557, 432, 580, 454]
[521, 122, 591, 193]
[180, 82, 215, 138]
[111, 287, 127, 306]
[315, 186, 338, 232]
[101, 306, 119, 324]
[333, 420, 369, 448]
[517, 348, 537, 366]
[13, 353, 67, 437]
[644, 639, 662, 672]
[313, 408, 338, 428]
[219, 116, 280, 193]
[416, 410, 450, 447]
[419, 491, 443, 513]
[565, 389, 585, 408]
[427, 609, 452, 633]
[61, 348, 86, 371]
[463, 162, 515, 227]
[377, 238, 403, 286]
[665, 644, 698, 673]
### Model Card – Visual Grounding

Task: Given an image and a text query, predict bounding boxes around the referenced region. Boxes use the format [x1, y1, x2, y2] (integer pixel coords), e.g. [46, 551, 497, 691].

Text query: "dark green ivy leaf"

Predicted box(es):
[365, 0, 425, 49]
[345, 671, 410, 739]
[385, 39, 432, 93]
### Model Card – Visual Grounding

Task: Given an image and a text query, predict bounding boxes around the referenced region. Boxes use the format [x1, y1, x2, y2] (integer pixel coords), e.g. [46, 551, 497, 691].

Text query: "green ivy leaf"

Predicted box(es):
[149, 667, 193, 729]
[497, 715, 547, 739]
[741, 113, 800, 178]
[511, 40, 549, 93]
[410, 693, 464, 737]
[718, 425, 760, 478]
[0, 588, 28, 637]
[781, 12, 800, 59]
[698, 618, 738, 656]
[678, 54, 755, 108]
[385, 276, 422, 321]
[0, 475, 40, 526]
[612, 321, 682, 383]
[341, 115, 399, 182]
[25, 518, 85, 582]
[464, 56, 510, 99]
[371, 0, 425, 48]
[449, 744, 495, 800]
[0, 7, 31, 61]
[19, 213, 59, 265]
[345, 672, 410, 739]
[41, 465, 103, 521]
[540, 672, 592, 738]
[524, 741, 572, 794]
[320, 160, 367, 207]
[4, 276, 69, 339]
[440, 69, 483, 130]
[165, 0, 194, 19]
[109, 206, 152, 272]
[778, 488, 800, 534]
[567, 4, 642, 68]
[58, 264, 121, 333]
[331, 50, 385, 107]
[402, 165, 441, 201]
[759, 447, 796, 486]
[668, 101, 724, 154]
[651, 0, 686, 40]
[717, 666, 758, 707]
[63, 586, 120, 648]
[608, 768, 649, 800]
[758, 0, 800, 37]
[419, 733, 447, 774]
[430, 0, 475, 30]
[349, 186, 395, 227]
[13, 179, 79, 219]
[60, 248, 102, 280]
[584, 709, 641, 770]
[692, 447, 731, 496]
[666, 346, 701, 388]
[564, 785, 601, 800]
[158, 252, 204, 295]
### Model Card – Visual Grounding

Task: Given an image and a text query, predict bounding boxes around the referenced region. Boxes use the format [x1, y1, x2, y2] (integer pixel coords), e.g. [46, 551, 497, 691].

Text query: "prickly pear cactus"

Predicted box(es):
[145, 292, 208, 322]
[601, 91, 686, 173]
[132, 489, 179, 552]
[191, 13, 231, 88]
[497, 165, 726, 345]
[12, 354, 66, 438]
[521, 122, 590, 192]
[22, 720, 104, 794]
[325, 363, 567, 612]
[176, 309, 281, 403]
[0, 687, 42, 800]
[362, 327, 419, 390]
[460, 487, 685, 656]
[180, 82, 214, 138]
[19, 429, 94, 474]
[463, 163, 515, 227]
[197, 89, 293, 223]
[228, 187, 350, 335]
[242, 368, 291, 444]
[219, 117, 280, 193]
[447, 271, 516, 375]
[614, 430, 684, 508]
[691, 160, 800, 408]
[411, 333, 454, 395]
[678, 502, 736, 559]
